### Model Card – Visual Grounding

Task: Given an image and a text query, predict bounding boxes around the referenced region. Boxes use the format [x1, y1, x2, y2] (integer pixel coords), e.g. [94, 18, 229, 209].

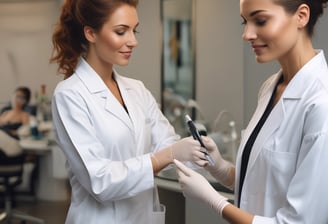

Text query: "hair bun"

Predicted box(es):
[322, 0, 328, 7]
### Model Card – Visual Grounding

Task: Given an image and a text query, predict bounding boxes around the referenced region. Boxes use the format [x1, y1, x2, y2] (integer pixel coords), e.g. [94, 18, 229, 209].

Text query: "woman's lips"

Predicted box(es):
[120, 51, 132, 58]
[252, 44, 267, 54]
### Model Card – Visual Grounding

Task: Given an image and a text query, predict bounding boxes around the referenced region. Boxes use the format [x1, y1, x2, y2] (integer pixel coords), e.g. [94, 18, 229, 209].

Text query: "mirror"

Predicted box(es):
[161, 0, 196, 136]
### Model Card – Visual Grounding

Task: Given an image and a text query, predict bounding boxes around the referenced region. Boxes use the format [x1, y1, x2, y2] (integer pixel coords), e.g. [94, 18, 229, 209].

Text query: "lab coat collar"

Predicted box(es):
[281, 49, 327, 99]
[75, 58, 134, 131]
[75, 58, 108, 94]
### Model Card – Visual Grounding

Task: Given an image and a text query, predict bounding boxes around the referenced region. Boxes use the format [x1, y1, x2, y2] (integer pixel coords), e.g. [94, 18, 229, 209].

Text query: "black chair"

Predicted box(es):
[0, 150, 45, 223]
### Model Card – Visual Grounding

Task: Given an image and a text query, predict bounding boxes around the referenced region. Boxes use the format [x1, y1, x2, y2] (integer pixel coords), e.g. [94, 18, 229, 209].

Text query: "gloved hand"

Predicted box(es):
[174, 159, 229, 216]
[151, 136, 206, 173]
[194, 136, 234, 188]
[171, 136, 206, 162]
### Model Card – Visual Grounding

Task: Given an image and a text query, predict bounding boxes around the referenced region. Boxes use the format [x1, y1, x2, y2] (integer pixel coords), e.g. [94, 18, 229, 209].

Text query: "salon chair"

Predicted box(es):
[0, 103, 39, 200]
[0, 150, 45, 223]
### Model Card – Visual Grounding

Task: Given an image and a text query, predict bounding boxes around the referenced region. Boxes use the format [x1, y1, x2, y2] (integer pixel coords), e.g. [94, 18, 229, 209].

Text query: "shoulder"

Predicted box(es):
[53, 74, 87, 102]
[54, 74, 81, 94]
[52, 75, 89, 111]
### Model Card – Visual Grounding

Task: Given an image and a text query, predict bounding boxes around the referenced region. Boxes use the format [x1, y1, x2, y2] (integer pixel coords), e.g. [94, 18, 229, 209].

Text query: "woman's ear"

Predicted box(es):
[296, 3, 310, 29]
[84, 26, 97, 43]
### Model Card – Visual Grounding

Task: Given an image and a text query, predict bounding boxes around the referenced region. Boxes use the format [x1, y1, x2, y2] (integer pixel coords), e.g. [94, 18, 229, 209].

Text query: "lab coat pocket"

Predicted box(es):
[152, 204, 166, 224]
[152, 185, 166, 224]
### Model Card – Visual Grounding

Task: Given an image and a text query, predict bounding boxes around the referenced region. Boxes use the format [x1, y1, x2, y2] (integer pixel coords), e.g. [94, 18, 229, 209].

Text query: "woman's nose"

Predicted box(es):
[242, 24, 257, 41]
[127, 32, 138, 48]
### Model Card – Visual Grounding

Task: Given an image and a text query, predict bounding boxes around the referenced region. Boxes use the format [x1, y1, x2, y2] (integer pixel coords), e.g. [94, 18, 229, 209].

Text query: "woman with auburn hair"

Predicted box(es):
[50, 0, 207, 223]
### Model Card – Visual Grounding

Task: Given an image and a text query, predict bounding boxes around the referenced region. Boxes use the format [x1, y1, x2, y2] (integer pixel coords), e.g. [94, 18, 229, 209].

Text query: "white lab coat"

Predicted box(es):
[52, 58, 179, 224]
[235, 50, 328, 223]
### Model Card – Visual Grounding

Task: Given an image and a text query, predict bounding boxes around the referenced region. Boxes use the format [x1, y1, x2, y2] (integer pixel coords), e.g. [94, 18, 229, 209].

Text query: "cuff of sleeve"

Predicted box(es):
[219, 200, 230, 217]
[253, 215, 275, 224]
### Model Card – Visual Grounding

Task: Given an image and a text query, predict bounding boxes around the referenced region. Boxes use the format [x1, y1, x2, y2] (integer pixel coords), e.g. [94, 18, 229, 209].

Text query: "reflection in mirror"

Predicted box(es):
[161, 0, 196, 136]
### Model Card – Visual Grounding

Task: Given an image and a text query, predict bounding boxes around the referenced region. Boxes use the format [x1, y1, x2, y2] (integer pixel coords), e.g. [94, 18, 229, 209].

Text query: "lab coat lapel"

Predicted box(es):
[237, 73, 280, 162]
[247, 100, 284, 170]
[103, 91, 134, 132]
[75, 58, 134, 132]
[236, 72, 282, 187]
[114, 72, 138, 133]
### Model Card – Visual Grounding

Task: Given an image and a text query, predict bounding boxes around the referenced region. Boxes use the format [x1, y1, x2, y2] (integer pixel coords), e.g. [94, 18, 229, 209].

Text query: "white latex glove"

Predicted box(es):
[171, 136, 206, 162]
[174, 159, 229, 216]
[193, 136, 233, 188]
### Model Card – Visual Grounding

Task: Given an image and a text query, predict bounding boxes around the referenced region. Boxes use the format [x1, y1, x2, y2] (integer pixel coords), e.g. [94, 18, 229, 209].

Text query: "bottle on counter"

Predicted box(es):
[30, 116, 41, 139]
[216, 120, 238, 163]
[36, 84, 51, 122]
[228, 120, 238, 164]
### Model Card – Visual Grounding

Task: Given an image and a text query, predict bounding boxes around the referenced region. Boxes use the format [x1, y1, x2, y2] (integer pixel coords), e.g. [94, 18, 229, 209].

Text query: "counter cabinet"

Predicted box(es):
[155, 173, 233, 224]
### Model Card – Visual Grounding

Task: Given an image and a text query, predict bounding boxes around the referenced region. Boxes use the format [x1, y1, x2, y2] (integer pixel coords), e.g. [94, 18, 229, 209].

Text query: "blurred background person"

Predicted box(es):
[0, 86, 31, 142]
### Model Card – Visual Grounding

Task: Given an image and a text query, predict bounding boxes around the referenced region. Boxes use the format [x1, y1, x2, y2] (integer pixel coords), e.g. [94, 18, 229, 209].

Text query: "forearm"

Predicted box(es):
[151, 146, 173, 174]
[222, 204, 254, 224]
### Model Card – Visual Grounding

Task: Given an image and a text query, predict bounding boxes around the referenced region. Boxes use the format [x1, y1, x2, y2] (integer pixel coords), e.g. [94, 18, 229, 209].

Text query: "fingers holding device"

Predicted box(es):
[185, 114, 215, 166]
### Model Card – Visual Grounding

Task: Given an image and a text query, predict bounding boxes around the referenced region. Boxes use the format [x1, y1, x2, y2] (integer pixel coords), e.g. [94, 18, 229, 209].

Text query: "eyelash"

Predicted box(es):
[116, 29, 139, 36]
[241, 19, 266, 26]
[256, 19, 266, 26]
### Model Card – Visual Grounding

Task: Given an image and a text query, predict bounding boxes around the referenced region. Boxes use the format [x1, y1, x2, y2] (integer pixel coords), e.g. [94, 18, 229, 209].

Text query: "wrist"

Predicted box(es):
[209, 190, 229, 217]
[151, 146, 174, 173]
[206, 160, 233, 187]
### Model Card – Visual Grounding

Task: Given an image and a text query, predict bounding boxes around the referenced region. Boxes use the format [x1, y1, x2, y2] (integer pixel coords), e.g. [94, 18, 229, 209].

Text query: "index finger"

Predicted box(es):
[174, 159, 191, 177]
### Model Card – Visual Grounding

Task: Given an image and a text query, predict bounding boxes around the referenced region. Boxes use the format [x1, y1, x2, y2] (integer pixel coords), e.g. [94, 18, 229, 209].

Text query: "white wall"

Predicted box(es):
[0, 1, 62, 105]
[1, 0, 327, 131]
[119, 0, 245, 130]
[195, 0, 244, 129]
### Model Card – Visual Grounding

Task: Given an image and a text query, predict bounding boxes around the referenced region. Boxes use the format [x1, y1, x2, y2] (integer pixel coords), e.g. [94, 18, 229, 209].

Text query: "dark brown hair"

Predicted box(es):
[16, 86, 31, 106]
[50, 0, 139, 79]
[274, 0, 328, 36]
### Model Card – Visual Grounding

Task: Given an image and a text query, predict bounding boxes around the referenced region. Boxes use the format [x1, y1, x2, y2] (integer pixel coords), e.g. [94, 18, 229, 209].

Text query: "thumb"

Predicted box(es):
[174, 159, 191, 177]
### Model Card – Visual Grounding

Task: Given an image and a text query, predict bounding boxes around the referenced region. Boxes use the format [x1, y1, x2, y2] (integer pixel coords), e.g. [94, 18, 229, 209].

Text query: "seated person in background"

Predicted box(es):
[0, 86, 36, 194]
[0, 86, 31, 140]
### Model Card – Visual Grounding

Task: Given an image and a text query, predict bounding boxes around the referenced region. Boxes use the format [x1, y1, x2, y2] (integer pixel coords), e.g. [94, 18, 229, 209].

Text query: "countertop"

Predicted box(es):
[155, 168, 234, 201]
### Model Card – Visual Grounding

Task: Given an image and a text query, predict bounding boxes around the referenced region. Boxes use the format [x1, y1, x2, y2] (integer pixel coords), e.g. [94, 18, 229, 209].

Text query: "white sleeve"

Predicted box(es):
[140, 83, 180, 152]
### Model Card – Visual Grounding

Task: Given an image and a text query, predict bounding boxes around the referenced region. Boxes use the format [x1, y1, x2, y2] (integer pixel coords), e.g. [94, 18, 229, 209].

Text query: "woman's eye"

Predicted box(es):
[256, 19, 266, 26]
[115, 30, 125, 35]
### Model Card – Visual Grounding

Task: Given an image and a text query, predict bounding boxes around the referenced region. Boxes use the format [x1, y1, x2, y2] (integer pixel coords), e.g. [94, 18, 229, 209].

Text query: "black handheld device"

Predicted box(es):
[185, 114, 215, 166]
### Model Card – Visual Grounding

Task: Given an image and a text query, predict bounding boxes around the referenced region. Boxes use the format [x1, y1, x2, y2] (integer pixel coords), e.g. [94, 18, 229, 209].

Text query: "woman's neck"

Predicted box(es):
[278, 37, 316, 84]
[85, 53, 114, 83]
